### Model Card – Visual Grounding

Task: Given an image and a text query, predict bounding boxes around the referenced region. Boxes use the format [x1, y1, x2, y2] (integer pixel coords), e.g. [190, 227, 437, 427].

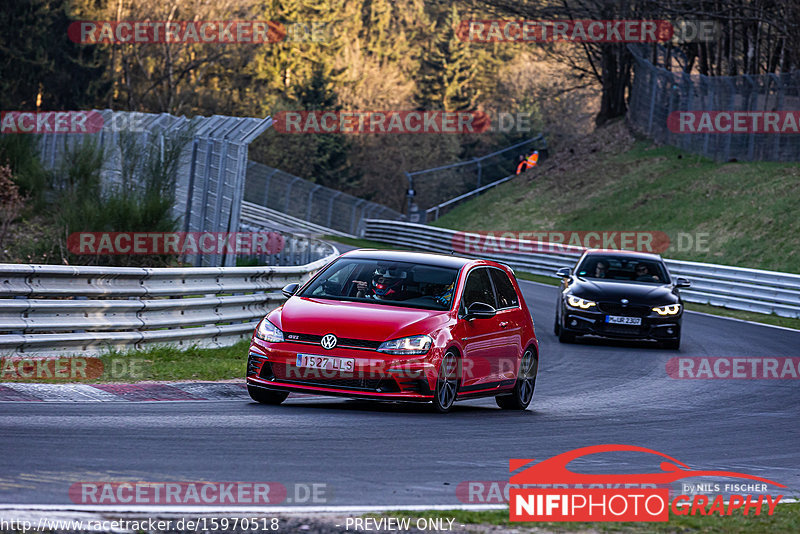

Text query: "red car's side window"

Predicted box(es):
[462, 268, 497, 309]
[489, 269, 519, 309]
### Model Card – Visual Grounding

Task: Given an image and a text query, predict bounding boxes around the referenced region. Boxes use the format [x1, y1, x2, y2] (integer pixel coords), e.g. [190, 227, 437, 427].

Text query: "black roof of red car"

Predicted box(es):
[342, 249, 476, 269]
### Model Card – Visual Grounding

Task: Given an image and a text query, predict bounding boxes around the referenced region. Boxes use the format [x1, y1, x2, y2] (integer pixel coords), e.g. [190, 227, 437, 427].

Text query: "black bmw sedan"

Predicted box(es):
[554, 250, 691, 349]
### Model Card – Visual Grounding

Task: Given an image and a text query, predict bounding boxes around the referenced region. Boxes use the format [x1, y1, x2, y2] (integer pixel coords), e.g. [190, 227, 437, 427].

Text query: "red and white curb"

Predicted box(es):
[0, 382, 254, 402]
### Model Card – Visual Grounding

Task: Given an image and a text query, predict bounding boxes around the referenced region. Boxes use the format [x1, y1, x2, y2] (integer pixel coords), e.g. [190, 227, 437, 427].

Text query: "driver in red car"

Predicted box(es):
[355, 267, 409, 300]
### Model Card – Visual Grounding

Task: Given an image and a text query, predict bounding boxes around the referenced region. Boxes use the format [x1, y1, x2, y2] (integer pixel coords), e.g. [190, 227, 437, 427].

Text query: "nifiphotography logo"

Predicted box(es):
[508, 444, 785, 522]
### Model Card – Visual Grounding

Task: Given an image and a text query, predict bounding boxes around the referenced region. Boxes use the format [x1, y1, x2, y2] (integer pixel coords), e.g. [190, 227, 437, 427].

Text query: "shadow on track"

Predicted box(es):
[245, 397, 541, 417]
[555, 334, 673, 351]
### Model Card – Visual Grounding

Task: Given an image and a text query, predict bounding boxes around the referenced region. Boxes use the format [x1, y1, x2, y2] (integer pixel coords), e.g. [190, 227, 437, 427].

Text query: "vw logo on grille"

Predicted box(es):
[320, 334, 338, 350]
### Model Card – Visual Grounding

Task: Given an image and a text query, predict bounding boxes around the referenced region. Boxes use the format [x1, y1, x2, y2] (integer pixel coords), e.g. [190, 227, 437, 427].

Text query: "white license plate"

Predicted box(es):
[606, 315, 642, 325]
[296, 354, 355, 372]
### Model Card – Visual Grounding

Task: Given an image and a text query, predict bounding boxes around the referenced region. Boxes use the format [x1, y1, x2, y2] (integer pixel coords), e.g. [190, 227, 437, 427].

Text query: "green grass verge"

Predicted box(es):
[684, 302, 800, 330]
[514, 270, 561, 286]
[324, 235, 410, 251]
[374, 503, 800, 533]
[1, 340, 249, 383]
[433, 141, 800, 274]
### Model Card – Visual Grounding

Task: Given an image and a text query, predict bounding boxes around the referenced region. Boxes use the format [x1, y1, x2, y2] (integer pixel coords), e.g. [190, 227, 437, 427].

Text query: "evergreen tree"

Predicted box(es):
[0, 0, 108, 110]
[416, 4, 498, 111]
[295, 65, 355, 191]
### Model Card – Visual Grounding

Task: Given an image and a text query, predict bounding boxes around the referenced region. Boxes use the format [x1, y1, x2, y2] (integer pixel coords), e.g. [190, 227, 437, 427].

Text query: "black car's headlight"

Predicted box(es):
[255, 318, 284, 343]
[652, 304, 681, 316]
[566, 295, 597, 309]
[377, 335, 432, 355]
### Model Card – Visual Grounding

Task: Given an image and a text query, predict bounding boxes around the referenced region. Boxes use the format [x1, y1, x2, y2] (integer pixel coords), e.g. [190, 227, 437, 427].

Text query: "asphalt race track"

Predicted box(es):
[1, 280, 798, 507]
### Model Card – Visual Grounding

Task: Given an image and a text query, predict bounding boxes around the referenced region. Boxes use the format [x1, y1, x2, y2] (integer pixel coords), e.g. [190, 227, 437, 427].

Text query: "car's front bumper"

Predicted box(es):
[246, 339, 438, 401]
[561, 303, 682, 341]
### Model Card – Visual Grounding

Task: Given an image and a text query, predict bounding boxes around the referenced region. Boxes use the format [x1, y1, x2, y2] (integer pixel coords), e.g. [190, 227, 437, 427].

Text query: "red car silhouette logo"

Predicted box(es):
[510, 444, 785, 487]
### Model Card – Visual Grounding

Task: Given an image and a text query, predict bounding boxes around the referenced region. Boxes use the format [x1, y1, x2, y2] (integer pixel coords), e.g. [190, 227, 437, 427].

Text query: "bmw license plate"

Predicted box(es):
[296, 354, 355, 372]
[606, 315, 642, 325]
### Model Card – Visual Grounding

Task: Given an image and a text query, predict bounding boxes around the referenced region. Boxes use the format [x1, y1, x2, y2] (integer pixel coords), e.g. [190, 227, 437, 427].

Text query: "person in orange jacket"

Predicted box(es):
[515, 150, 539, 174]
[515, 155, 526, 175]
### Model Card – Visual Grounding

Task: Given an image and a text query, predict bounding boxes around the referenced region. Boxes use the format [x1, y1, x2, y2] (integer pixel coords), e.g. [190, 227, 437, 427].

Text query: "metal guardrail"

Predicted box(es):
[0, 242, 338, 356]
[424, 173, 518, 222]
[363, 220, 800, 319]
[240, 201, 354, 238]
[405, 134, 547, 219]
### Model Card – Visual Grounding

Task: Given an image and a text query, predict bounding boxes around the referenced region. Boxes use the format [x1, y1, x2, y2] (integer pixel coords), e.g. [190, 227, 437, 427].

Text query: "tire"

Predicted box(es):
[248, 385, 289, 405]
[432, 351, 459, 413]
[554, 312, 561, 336]
[662, 337, 681, 350]
[558, 327, 575, 343]
[496, 348, 538, 410]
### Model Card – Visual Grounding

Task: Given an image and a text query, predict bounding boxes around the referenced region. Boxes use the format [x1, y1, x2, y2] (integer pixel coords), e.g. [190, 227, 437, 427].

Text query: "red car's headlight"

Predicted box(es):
[377, 335, 432, 355]
[255, 318, 284, 343]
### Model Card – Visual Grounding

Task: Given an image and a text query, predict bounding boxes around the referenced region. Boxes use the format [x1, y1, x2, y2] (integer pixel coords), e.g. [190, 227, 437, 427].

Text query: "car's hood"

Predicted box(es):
[568, 278, 678, 305]
[271, 297, 450, 341]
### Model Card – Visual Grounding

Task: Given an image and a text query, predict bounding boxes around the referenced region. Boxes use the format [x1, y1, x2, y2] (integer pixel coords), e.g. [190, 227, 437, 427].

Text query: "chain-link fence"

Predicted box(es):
[628, 44, 800, 161]
[405, 135, 547, 221]
[33, 109, 272, 266]
[244, 161, 403, 237]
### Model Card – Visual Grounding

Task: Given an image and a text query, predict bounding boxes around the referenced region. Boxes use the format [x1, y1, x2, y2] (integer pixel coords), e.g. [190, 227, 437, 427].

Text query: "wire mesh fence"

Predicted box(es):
[406, 135, 547, 221]
[628, 44, 800, 161]
[31, 110, 272, 266]
[244, 161, 403, 237]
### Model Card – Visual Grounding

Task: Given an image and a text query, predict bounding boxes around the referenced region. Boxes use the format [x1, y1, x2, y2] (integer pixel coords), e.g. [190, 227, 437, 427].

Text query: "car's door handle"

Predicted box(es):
[499, 321, 509, 328]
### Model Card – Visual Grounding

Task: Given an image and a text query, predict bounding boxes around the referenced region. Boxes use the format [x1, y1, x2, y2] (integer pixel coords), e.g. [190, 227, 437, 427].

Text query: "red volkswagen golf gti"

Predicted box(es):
[246, 250, 539, 412]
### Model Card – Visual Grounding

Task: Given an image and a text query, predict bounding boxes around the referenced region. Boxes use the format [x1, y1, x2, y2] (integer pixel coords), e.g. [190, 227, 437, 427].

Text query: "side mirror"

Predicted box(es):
[555, 267, 572, 278]
[465, 301, 496, 320]
[675, 278, 691, 289]
[282, 283, 300, 299]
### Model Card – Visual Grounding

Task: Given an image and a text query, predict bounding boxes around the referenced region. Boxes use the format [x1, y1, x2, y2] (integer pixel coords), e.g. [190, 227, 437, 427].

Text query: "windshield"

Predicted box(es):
[576, 255, 669, 284]
[298, 258, 460, 311]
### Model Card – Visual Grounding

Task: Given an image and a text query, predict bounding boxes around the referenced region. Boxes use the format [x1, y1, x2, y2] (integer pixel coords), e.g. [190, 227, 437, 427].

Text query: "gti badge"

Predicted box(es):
[320, 333, 338, 350]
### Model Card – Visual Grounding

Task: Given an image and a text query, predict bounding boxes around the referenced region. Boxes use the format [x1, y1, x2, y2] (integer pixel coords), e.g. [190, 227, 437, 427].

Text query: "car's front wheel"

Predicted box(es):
[248, 385, 289, 405]
[558, 325, 575, 343]
[556, 307, 575, 342]
[432, 351, 459, 413]
[496, 348, 538, 410]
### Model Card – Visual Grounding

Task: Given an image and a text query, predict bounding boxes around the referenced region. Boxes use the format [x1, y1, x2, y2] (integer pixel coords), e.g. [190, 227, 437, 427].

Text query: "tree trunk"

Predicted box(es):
[595, 44, 631, 126]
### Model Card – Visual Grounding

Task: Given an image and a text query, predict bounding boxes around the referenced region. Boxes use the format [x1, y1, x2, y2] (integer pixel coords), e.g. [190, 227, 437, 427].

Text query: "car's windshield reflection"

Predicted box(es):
[576, 256, 668, 283]
[299, 258, 459, 310]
